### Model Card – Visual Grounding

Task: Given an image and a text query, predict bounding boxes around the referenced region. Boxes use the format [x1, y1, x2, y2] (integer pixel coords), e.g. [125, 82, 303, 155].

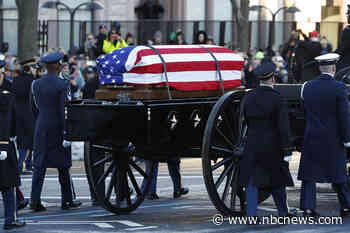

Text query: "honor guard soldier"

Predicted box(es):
[13, 58, 36, 175]
[335, 5, 350, 72]
[0, 60, 26, 230]
[238, 61, 294, 218]
[29, 53, 82, 211]
[299, 53, 350, 217]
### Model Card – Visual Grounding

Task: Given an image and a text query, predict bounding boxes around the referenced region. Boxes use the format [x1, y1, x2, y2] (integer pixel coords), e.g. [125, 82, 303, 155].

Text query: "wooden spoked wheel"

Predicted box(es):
[202, 91, 271, 216]
[84, 142, 155, 214]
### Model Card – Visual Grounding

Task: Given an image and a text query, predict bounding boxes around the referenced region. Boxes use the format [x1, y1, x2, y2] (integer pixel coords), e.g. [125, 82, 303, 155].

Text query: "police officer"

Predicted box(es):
[0, 60, 26, 230]
[335, 5, 350, 72]
[29, 53, 82, 211]
[13, 58, 36, 174]
[238, 61, 294, 217]
[299, 53, 350, 217]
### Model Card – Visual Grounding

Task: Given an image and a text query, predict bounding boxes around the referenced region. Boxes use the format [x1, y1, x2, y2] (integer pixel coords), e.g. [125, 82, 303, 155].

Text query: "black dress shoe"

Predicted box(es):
[91, 199, 100, 206]
[3, 221, 26, 230]
[146, 193, 159, 200]
[18, 199, 29, 210]
[30, 203, 46, 212]
[303, 209, 320, 217]
[174, 187, 189, 199]
[61, 200, 82, 210]
[340, 208, 350, 217]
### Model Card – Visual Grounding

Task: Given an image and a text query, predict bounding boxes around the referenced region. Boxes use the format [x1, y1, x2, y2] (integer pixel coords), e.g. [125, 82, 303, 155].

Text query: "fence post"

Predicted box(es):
[219, 21, 226, 46]
[193, 21, 199, 43]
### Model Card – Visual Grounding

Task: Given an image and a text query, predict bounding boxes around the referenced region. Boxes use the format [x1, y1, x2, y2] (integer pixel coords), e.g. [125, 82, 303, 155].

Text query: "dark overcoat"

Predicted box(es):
[298, 73, 350, 183]
[238, 86, 294, 188]
[0, 78, 21, 190]
[295, 40, 322, 82]
[13, 72, 36, 149]
[336, 25, 350, 72]
[30, 73, 72, 169]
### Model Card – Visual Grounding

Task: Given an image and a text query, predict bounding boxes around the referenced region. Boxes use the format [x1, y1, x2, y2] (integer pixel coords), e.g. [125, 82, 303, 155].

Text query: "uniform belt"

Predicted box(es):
[0, 141, 9, 145]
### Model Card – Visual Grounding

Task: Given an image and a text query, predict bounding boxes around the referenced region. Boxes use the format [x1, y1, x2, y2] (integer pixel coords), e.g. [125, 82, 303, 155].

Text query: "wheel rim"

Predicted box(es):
[85, 142, 155, 214]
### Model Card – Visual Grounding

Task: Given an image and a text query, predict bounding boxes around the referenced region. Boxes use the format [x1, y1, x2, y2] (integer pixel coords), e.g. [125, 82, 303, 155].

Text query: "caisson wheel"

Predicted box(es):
[202, 91, 271, 216]
[84, 142, 155, 214]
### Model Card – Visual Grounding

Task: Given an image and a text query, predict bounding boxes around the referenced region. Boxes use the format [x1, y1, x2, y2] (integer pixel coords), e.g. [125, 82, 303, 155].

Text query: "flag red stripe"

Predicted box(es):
[134, 47, 237, 64]
[124, 80, 242, 91]
[128, 61, 244, 74]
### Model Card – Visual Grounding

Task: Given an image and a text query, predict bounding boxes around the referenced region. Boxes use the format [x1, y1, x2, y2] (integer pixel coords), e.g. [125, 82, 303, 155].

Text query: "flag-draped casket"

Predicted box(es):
[96, 45, 244, 92]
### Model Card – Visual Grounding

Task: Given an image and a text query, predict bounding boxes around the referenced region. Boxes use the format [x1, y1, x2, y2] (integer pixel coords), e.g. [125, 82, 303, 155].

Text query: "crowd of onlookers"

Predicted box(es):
[0, 24, 336, 98]
[242, 29, 334, 88]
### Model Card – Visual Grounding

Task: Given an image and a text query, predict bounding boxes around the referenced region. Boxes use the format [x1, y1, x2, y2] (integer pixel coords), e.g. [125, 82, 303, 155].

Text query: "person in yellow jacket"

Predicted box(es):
[103, 29, 128, 54]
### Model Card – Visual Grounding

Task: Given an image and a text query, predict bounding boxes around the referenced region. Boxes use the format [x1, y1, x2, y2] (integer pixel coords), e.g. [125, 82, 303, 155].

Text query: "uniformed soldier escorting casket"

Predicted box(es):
[13, 58, 37, 174]
[238, 61, 294, 218]
[335, 5, 350, 72]
[29, 53, 81, 212]
[299, 53, 350, 217]
[0, 60, 26, 230]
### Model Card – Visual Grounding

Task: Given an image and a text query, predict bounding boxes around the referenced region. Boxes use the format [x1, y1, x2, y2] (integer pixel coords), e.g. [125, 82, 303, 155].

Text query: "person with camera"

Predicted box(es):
[0, 60, 26, 230]
[60, 62, 85, 100]
[103, 29, 128, 54]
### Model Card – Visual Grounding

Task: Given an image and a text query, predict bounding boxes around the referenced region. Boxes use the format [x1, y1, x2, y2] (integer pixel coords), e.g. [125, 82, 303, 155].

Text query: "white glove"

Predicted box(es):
[0, 151, 7, 160]
[9, 136, 17, 142]
[62, 140, 72, 148]
[284, 155, 292, 162]
[344, 142, 350, 148]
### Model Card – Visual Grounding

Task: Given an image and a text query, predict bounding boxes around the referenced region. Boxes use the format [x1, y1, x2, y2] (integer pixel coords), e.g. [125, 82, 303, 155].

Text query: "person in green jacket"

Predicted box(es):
[103, 29, 128, 54]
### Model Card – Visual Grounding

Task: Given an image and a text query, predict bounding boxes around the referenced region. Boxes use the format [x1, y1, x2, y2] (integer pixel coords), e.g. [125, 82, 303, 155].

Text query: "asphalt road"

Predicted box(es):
[1, 152, 350, 233]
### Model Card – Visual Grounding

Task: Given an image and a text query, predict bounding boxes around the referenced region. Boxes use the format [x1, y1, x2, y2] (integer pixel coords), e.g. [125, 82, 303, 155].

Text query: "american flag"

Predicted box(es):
[96, 45, 244, 91]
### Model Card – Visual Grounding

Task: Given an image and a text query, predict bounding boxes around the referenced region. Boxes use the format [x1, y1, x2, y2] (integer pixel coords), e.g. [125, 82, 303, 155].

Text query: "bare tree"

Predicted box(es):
[232, 0, 250, 53]
[15, 0, 39, 61]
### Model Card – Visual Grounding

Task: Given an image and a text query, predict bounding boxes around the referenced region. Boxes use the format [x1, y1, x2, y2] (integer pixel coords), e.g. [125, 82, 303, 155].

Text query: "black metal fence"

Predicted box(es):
[0, 19, 345, 55]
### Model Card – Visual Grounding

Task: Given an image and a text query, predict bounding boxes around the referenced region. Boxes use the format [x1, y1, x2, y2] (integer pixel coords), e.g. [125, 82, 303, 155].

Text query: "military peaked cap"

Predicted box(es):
[254, 61, 276, 80]
[40, 53, 64, 64]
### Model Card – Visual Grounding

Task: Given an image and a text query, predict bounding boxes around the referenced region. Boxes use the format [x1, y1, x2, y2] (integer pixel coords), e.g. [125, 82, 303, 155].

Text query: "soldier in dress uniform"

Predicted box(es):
[0, 60, 26, 230]
[13, 58, 36, 175]
[143, 158, 189, 200]
[298, 53, 350, 217]
[294, 31, 322, 82]
[335, 5, 350, 72]
[29, 53, 82, 212]
[238, 61, 294, 218]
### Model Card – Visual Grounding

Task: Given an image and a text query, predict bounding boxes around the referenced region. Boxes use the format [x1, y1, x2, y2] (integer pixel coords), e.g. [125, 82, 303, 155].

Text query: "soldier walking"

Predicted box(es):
[238, 61, 294, 218]
[29, 53, 81, 211]
[299, 53, 350, 217]
[0, 60, 26, 230]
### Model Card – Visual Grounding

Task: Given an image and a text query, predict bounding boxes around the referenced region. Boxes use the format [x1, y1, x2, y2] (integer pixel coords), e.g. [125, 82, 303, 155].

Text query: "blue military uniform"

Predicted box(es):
[29, 53, 79, 211]
[238, 61, 294, 217]
[13, 58, 37, 173]
[299, 53, 350, 216]
[0, 60, 26, 230]
[144, 157, 189, 199]
[335, 6, 350, 72]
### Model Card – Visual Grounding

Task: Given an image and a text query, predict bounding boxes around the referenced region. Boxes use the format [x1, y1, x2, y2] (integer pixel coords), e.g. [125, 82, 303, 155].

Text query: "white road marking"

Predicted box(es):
[25, 220, 147, 229]
[93, 223, 114, 228]
[125, 226, 159, 231]
[20, 175, 217, 181]
[116, 220, 143, 227]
